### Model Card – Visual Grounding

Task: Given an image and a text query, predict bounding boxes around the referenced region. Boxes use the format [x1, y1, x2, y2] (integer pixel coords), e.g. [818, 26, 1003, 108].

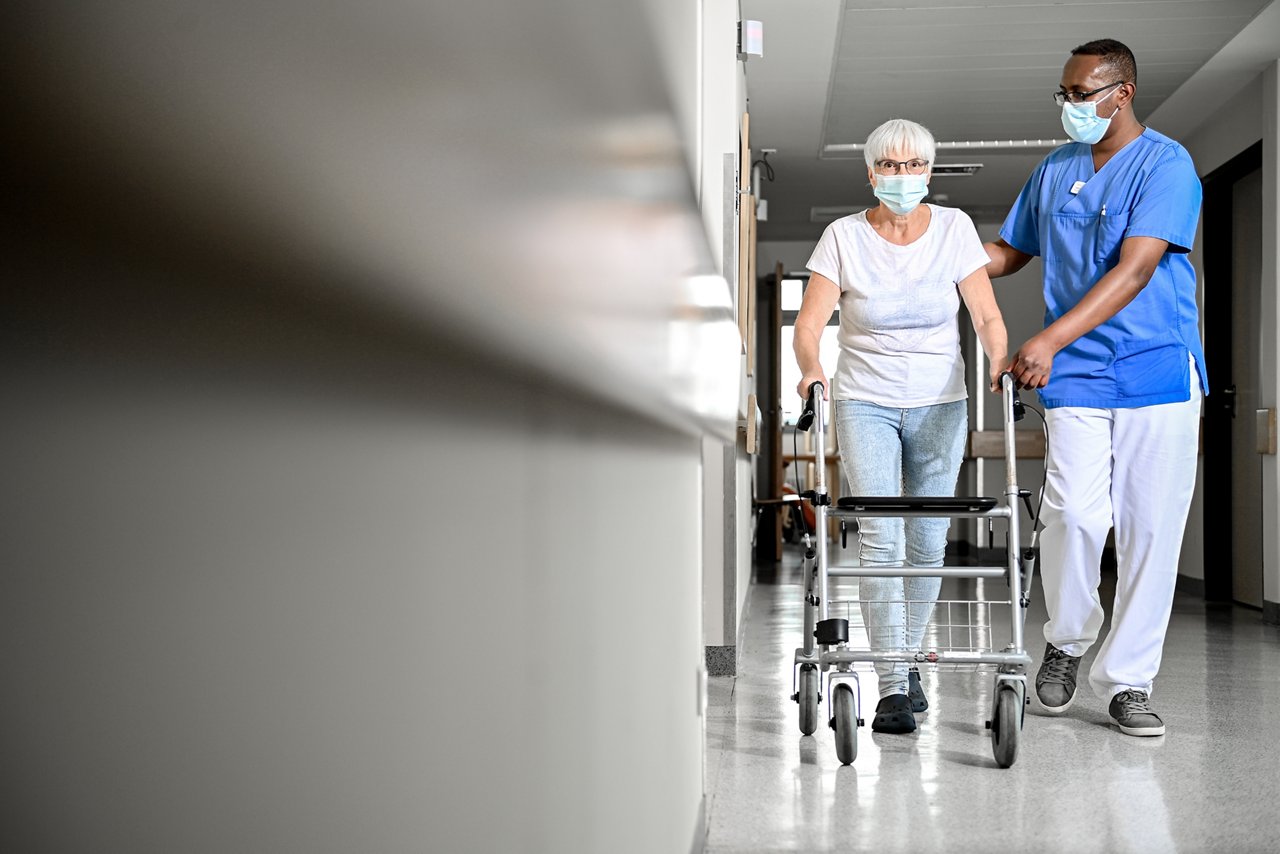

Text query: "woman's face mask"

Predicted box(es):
[1061, 86, 1120, 145]
[872, 173, 929, 215]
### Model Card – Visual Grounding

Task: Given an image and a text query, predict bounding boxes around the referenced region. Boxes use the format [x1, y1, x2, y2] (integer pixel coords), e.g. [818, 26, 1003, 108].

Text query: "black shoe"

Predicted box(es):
[907, 668, 928, 713]
[872, 693, 917, 734]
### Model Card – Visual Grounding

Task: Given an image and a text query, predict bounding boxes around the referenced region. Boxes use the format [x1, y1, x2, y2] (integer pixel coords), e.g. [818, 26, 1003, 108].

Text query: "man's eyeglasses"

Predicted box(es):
[1053, 81, 1125, 106]
[874, 158, 929, 175]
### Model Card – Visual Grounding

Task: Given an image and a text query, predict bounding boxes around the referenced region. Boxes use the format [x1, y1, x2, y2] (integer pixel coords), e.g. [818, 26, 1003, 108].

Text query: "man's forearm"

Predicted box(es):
[1043, 263, 1155, 351]
[984, 240, 1031, 279]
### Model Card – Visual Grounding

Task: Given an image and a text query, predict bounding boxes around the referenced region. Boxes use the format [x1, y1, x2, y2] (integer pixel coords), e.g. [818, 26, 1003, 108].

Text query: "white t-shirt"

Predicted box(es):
[806, 205, 990, 407]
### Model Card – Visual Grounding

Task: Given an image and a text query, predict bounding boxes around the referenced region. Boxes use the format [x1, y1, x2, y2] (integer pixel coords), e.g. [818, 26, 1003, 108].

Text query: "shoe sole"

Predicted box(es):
[1032, 689, 1075, 715]
[1115, 721, 1165, 737]
[872, 696, 917, 733]
[871, 714, 917, 734]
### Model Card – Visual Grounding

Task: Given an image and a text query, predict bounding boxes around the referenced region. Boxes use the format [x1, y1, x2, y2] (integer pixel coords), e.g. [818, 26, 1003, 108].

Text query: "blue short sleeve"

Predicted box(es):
[1125, 146, 1201, 253]
[999, 160, 1047, 258]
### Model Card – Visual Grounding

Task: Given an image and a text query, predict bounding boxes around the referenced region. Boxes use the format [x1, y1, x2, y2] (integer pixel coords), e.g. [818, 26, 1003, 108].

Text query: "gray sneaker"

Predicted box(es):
[1109, 689, 1166, 736]
[1035, 643, 1081, 714]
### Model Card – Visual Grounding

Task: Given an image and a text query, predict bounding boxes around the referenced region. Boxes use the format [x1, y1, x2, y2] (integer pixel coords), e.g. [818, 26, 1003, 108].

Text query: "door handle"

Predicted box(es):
[1221, 384, 1237, 418]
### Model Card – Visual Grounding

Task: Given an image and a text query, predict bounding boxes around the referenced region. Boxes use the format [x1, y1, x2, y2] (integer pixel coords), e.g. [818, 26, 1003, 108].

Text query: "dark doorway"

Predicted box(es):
[1201, 140, 1264, 606]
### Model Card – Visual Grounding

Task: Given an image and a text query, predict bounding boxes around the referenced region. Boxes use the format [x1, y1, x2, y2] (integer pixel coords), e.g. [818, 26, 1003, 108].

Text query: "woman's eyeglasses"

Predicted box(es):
[874, 158, 929, 175]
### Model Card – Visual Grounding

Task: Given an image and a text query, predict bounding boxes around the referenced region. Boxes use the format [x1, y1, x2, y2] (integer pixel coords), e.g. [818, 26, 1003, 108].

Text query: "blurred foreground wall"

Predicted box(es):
[0, 3, 739, 851]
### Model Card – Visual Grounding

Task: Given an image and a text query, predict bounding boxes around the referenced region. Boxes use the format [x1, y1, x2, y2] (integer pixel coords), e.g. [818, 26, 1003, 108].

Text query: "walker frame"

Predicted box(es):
[790, 373, 1036, 767]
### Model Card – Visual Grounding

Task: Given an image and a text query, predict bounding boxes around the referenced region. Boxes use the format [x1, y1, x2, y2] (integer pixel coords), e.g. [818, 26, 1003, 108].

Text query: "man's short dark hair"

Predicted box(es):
[1072, 39, 1137, 85]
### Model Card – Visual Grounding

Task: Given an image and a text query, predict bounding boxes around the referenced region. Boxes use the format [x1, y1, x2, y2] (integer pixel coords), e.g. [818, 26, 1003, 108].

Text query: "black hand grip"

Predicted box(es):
[999, 371, 1025, 422]
[796, 381, 824, 432]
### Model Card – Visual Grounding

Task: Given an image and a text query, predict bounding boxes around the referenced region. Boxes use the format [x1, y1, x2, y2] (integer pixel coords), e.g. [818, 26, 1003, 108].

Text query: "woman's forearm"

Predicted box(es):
[793, 322, 824, 378]
[976, 317, 1009, 369]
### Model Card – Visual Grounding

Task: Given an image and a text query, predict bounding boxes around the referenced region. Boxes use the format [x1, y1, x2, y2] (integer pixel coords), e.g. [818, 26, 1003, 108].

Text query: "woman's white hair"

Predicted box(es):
[863, 118, 936, 170]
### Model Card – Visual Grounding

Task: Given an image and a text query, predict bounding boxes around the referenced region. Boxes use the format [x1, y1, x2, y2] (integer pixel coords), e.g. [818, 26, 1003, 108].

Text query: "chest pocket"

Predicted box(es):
[1094, 207, 1131, 266]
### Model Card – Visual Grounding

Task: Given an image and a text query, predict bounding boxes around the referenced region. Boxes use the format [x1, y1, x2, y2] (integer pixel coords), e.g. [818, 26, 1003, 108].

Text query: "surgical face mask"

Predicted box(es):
[873, 173, 929, 215]
[1061, 87, 1119, 145]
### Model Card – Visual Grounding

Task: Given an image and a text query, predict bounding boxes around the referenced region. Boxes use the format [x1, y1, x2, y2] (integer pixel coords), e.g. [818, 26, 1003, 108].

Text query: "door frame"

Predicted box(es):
[1201, 140, 1263, 603]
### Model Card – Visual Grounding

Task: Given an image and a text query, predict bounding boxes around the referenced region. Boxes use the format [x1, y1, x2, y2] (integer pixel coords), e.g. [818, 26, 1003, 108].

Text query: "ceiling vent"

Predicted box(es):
[931, 163, 982, 176]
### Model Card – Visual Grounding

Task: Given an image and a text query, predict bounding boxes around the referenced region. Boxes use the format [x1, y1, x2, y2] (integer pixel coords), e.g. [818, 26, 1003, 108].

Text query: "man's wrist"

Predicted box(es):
[1039, 326, 1069, 353]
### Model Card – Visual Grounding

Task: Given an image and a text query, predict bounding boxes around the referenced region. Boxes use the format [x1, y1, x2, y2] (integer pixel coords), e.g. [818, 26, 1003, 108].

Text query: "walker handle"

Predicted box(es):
[999, 371, 1025, 422]
[797, 381, 825, 432]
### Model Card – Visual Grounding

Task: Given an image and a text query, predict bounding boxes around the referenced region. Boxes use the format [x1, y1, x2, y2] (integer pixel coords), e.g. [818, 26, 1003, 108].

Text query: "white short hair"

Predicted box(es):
[863, 119, 936, 169]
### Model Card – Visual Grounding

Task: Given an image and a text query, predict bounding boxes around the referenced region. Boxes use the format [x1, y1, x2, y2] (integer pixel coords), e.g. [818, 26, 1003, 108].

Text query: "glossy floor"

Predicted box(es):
[704, 546, 1280, 854]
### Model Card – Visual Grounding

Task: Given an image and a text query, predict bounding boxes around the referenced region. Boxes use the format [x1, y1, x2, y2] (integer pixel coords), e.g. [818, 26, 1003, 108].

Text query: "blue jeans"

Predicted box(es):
[834, 399, 968, 698]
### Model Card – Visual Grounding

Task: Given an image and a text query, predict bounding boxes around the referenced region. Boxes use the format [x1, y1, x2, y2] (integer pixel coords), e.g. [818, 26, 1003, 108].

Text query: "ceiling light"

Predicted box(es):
[823, 139, 1068, 157]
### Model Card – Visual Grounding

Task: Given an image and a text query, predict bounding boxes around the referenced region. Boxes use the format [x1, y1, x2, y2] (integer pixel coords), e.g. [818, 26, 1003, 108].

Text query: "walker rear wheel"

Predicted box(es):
[798, 665, 819, 735]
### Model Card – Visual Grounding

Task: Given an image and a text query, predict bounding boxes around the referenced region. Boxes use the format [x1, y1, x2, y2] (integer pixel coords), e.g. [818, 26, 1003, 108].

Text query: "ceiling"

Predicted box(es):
[742, 0, 1276, 240]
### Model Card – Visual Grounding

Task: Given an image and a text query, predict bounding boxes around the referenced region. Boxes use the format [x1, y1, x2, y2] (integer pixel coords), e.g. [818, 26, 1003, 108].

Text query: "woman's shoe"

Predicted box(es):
[907, 668, 929, 713]
[871, 693, 917, 734]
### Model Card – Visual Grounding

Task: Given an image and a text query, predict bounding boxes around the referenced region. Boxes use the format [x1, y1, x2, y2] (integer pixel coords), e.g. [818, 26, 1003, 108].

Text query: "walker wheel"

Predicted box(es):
[798, 665, 819, 736]
[990, 685, 1021, 768]
[831, 685, 857, 765]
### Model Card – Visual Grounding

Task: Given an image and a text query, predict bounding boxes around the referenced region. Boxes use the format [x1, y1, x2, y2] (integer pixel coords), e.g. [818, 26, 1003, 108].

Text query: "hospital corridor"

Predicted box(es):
[4, 2, 1280, 853]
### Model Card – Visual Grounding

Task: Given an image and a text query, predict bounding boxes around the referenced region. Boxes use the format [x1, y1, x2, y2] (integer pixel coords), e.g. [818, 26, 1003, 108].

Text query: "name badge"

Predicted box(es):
[1070, 180, 1087, 195]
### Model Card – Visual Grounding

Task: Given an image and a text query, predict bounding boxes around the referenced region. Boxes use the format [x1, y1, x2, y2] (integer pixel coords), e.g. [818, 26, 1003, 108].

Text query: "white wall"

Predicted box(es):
[758, 239, 820, 274]
[698, 0, 755, 664]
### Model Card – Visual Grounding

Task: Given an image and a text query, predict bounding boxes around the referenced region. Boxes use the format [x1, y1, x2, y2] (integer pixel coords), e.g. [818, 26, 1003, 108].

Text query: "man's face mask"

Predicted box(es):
[1061, 85, 1120, 145]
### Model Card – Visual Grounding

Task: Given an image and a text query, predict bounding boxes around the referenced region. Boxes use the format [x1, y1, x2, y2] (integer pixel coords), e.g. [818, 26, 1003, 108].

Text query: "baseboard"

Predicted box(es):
[689, 794, 706, 854]
[1175, 574, 1206, 599]
[1264, 600, 1280, 627]
[705, 645, 736, 677]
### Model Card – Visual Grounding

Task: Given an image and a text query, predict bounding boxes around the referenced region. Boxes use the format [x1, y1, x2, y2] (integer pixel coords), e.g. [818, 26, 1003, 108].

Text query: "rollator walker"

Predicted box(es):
[790, 373, 1036, 768]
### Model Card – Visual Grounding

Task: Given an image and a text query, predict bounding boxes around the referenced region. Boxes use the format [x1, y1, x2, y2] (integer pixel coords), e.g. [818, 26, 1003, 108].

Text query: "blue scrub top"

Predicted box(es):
[1000, 127, 1208, 409]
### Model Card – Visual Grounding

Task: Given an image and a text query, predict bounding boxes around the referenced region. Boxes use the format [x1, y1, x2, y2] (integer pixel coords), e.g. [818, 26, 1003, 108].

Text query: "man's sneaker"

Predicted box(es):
[1034, 643, 1081, 714]
[1109, 690, 1166, 736]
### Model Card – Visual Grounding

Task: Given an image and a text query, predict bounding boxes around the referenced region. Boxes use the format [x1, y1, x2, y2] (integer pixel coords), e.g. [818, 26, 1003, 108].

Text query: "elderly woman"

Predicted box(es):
[794, 118, 1009, 735]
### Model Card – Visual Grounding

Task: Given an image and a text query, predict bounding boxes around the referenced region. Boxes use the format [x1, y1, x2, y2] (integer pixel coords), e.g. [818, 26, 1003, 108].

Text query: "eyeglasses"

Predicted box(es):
[874, 158, 929, 175]
[1053, 81, 1125, 106]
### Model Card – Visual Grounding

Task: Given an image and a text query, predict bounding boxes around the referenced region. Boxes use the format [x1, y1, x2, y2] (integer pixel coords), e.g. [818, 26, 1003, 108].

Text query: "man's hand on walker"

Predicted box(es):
[1008, 335, 1056, 389]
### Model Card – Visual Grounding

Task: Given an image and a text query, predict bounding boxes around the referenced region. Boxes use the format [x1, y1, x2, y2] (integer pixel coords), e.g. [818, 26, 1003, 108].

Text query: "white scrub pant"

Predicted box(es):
[1038, 380, 1202, 701]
